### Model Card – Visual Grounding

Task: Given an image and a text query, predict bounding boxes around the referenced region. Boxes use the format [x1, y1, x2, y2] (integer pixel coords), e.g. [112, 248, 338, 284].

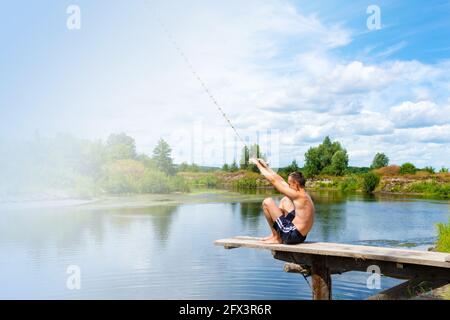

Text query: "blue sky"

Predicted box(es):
[1, 0, 450, 168]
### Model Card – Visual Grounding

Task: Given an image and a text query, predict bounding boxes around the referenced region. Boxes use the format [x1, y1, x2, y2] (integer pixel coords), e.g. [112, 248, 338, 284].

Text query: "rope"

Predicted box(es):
[301, 272, 311, 289]
[152, 12, 250, 152]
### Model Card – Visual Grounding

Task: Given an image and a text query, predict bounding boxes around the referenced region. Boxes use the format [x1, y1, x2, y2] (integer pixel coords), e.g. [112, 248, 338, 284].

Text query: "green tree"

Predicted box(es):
[286, 160, 300, 172]
[152, 139, 175, 175]
[222, 163, 229, 171]
[330, 150, 349, 176]
[249, 144, 264, 172]
[399, 162, 417, 175]
[304, 147, 321, 176]
[304, 136, 348, 176]
[250, 144, 258, 172]
[317, 137, 338, 169]
[440, 167, 449, 173]
[278, 160, 300, 177]
[362, 172, 380, 193]
[423, 166, 435, 174]
[371, 153, 389, 169]
[240, 146, 250, 169]
[105, 133, 137, 161]
[230, 160, 239, 172]
[240, 144, 264, 171]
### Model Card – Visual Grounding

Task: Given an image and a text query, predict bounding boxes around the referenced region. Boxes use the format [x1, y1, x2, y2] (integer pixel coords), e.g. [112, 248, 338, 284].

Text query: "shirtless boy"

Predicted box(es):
[249, 158, 315, 244]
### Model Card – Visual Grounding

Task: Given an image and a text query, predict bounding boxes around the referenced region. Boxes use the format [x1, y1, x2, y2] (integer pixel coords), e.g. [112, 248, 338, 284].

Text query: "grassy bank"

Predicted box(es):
[436, 219, 450, 253]
[179, 170, 450, 199]
[179, 171, 268, 189]
[434, 219, 450, 300]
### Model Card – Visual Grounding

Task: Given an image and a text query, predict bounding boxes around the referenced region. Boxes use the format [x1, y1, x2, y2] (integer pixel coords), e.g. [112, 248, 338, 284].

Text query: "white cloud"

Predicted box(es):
[390, 101, 450, 128]
[5, 0, 450, 168]
[397, 125, 450, 144]
[325, 61, 391, 94]
[343, 112, 394, 136]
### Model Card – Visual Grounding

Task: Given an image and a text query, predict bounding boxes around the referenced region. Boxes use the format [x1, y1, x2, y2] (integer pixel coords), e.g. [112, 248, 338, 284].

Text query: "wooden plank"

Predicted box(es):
[367, 278, 450, 300]
[274, 251, 450, 280]
[214, 237, 450, 269]
[311, 256, 332, 300]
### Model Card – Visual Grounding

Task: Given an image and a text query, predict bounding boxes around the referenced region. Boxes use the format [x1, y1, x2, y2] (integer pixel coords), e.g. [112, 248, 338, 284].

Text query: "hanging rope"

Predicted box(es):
[301, 272, 311, 289]
[152, 12, 250, 152]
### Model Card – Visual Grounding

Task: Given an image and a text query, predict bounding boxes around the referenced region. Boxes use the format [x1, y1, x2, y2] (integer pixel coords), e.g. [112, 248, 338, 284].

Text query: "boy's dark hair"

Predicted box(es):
[289, 171, 306, 188]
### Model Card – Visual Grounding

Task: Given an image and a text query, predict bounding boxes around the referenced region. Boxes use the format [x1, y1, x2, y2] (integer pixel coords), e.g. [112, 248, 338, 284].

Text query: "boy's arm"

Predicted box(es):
[250, 158, 298, 200]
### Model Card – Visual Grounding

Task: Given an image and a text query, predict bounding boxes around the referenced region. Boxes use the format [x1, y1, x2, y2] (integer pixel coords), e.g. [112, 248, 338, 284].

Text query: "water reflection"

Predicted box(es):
[239, 201, 262, 227]
[108, 205, 179, 242]
[308, 190, 347, 242]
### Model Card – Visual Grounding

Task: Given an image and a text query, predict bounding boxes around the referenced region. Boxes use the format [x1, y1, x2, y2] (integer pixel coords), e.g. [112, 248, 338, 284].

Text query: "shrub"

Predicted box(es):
[232, 177, 259, 189]
[408, 181, 450, 198]
[362, 172, 380, 193]
[188, 174, 219, 187]
[137, 170, 189, 193]
[340, 175, 359, 192]
[100, 159, 146, 193]
[100, 159, 189, 194]
[436, 219, 450, 253]
[399, 163, 417, 175]
[440, 167, 449, 173]
[423, 166, 435, 174]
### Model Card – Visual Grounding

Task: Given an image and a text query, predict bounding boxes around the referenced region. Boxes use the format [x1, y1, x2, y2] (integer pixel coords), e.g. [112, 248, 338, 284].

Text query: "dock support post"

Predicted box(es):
[311, 256, 332, 300]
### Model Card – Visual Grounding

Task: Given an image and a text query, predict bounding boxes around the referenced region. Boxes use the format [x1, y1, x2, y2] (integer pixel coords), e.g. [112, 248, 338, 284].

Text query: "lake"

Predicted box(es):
[0, 190, 448, 299]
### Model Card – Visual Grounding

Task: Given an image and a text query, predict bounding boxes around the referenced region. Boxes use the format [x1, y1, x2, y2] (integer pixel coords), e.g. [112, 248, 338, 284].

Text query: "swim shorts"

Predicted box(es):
[273, 210, 307, 244]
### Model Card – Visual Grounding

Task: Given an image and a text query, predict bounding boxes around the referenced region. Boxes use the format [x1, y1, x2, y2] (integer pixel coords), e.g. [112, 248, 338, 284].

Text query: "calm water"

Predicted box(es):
[0, 191, 449, 300]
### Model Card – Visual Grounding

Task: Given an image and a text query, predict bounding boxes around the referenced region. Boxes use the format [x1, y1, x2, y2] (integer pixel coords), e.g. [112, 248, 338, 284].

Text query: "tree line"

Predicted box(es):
[220, 136, 448, 177]
[4, 133, 447, 197]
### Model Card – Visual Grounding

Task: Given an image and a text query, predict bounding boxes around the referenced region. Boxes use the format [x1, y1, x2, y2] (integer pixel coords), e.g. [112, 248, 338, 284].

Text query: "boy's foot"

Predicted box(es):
[263, 237, 282, 244]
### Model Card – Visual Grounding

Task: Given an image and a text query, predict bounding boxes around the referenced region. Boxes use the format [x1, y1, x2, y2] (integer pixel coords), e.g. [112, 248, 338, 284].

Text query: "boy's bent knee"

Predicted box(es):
[262, 197, 274, 207]
[280, 196, 289, 205]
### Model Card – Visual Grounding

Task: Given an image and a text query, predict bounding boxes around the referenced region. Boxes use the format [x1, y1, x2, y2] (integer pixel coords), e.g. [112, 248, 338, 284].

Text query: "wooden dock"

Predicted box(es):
[215, 236, 450, 300]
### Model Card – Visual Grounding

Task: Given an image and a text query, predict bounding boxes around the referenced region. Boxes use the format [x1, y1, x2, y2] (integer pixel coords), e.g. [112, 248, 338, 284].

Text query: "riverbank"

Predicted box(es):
[179, 171, 450, 199]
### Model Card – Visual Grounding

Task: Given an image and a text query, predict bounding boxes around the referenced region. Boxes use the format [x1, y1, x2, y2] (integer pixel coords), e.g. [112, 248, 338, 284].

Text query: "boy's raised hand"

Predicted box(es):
[249, 157, 259, 166]
[257, 158, 269, 168]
